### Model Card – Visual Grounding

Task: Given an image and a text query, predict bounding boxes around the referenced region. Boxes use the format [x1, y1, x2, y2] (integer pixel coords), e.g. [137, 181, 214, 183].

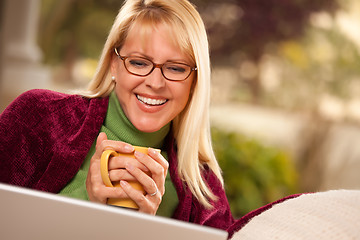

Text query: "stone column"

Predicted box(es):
[0, 0, 50, 111]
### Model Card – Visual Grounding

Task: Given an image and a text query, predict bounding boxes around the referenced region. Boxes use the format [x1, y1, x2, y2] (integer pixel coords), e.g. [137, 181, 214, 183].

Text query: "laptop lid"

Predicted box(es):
[0, 183, 228, 240]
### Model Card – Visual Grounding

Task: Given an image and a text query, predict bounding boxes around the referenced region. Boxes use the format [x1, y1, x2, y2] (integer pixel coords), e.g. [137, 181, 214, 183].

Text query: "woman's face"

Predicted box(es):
[111, 23, 195, 133]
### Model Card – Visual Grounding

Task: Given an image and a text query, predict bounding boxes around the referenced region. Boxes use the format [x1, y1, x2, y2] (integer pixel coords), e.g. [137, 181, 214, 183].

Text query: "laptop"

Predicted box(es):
[0, 183, 228, 240]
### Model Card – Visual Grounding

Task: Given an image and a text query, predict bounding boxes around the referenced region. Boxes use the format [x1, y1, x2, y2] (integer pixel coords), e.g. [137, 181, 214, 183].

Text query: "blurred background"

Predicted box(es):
[1, 0, 360, 218]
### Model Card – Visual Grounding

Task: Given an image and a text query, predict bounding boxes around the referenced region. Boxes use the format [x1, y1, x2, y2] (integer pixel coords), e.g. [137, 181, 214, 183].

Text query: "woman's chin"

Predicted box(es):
[133, 121, 164, 133]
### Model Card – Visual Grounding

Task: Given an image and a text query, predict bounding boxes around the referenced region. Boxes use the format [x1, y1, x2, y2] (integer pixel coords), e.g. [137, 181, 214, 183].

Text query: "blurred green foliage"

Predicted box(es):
[40, 0, 120, 64]
[211, 128, 298, 218]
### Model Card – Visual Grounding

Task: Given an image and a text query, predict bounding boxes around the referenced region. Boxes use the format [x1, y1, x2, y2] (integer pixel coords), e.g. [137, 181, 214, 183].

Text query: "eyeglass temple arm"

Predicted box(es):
[114, 48, 121, 57]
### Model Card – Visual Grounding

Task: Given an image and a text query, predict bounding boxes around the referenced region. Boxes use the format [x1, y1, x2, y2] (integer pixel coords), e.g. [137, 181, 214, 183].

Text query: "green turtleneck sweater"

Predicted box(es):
[59, 91, 178, 217]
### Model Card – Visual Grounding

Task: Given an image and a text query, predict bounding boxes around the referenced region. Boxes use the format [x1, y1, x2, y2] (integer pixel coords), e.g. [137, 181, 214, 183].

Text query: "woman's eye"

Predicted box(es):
[166, 65, 186, 73]
[129, 59, 150, 68]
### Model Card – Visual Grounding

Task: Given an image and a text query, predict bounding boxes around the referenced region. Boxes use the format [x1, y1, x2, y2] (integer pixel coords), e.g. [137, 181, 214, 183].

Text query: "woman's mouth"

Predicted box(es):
[136, 94, 168, 106]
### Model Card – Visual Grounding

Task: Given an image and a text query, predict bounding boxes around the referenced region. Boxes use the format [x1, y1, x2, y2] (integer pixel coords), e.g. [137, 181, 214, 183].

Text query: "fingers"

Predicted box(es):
[109, 168, 137, 182]
[86, 156, 128, 203]
[124, 162, 159, 196]
[89, 132, 167, 215]
[95, 132, 148, 180]
[90, 182, 129, 201]
[94, 132, 134, 159]
[118, 149, 168, 215]
[134, 150, 168, 195]
[96, 132, 108, 146]
[87, 132, 136, 204]
[120, 180, 160, 215]
[148, 148, 169, 178]
[108, 156, 149, 173]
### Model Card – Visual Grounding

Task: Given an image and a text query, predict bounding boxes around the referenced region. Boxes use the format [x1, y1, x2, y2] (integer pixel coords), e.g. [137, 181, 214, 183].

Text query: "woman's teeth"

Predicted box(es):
[136, 95, 167, 106]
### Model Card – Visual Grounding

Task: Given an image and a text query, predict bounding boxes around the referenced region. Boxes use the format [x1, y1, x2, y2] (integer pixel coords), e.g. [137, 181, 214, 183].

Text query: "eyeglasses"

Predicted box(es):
[114, 48, 197, 81]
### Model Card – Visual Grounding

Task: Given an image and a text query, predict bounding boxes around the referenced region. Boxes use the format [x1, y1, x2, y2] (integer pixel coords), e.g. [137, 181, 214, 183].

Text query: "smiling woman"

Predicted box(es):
[80, 0, 222, 211]
[0, 0, 239, 237]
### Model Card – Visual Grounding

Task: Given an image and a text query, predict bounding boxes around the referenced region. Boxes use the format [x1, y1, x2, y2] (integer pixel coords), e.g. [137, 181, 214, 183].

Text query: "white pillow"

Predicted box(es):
[231, 190, 360, 240]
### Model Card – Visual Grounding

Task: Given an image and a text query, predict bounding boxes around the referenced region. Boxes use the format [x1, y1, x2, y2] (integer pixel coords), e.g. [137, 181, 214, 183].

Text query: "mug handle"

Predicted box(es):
[100, 149, 118, 187]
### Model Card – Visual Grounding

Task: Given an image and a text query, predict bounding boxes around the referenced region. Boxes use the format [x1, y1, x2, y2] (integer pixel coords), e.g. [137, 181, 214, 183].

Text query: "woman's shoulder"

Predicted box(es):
[7, 89, 78, 109]
[10, 89, 107, 112]
[1, 89, 109, 126]
[15, 89, 85, 105]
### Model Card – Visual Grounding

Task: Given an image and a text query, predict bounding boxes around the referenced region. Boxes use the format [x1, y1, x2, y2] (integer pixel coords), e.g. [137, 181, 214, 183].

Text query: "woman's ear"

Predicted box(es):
[110, 52, 118, 78]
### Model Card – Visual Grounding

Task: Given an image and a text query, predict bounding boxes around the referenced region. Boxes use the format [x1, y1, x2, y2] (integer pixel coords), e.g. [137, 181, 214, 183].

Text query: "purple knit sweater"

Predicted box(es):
[0, 90, 236, 234]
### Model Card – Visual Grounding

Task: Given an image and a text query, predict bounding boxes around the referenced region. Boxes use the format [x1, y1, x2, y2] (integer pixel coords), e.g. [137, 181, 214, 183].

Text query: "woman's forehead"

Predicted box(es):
[128, 21, 176, 44]
[125, 19, 192, 57]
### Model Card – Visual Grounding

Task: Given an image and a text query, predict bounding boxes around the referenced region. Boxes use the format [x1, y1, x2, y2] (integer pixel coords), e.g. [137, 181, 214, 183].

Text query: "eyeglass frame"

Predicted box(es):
[114, 47, 197, 81]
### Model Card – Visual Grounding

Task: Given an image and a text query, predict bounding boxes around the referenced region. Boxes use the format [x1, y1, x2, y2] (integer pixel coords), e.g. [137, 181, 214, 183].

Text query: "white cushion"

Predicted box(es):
[231, 190, 360, 239]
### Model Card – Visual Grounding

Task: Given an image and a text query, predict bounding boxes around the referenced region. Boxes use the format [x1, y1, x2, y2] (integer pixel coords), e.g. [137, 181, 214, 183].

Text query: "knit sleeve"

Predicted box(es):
[0, 89, 108, 192]
[189, 166, 235, 232]
[0, 90, 50, 187]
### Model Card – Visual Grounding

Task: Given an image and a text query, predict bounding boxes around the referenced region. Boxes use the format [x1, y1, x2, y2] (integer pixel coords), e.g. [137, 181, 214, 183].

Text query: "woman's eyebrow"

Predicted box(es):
[124, 51, 191, 64]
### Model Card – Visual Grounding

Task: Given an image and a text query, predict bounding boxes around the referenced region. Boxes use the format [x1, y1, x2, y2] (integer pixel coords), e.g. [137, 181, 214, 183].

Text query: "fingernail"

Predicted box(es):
[149, 148, 161, 155]
[124, 144, 134, 152]
[120, 180, 128, 187]
[149, 148, 156, 155]
[134, 151, 144, 158]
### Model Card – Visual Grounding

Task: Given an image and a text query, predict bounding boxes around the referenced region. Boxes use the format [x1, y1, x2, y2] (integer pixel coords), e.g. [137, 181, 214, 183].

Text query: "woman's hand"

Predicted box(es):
[119, 148, 169, 215]
[86, 132, 138, 203]
[86, 132, 169, 215]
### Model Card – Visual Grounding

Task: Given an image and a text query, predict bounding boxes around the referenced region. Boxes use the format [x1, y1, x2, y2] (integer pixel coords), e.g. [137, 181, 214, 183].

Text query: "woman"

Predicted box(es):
[0, 0, 235, 235]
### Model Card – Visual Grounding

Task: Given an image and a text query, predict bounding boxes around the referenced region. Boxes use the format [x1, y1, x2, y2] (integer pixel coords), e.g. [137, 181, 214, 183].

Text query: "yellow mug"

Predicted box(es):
[100, 147, 160, 209]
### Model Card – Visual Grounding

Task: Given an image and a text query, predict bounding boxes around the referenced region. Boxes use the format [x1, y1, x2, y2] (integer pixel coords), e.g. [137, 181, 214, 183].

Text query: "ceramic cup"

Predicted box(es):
[100, 147, 160, 209]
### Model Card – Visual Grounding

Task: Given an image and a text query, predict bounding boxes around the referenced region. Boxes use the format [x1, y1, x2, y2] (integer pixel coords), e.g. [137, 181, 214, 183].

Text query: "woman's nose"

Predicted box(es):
[144, 67, 166, 89]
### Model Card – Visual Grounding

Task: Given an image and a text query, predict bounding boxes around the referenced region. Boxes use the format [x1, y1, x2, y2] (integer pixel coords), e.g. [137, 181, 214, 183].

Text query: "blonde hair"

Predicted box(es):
[82, 0, 223, 209]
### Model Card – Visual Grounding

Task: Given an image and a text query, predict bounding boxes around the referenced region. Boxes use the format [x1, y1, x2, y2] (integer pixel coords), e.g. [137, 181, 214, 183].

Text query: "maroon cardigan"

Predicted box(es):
[0, 90, 236, 234]
[0, 89, 302, 239]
